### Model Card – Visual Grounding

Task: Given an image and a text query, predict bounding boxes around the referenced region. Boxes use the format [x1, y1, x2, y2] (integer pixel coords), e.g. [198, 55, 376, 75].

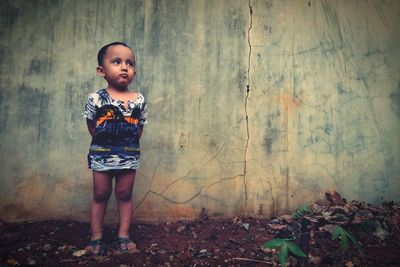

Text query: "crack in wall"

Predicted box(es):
[243, 0, 253, 211]
[134, 174, 244, 207]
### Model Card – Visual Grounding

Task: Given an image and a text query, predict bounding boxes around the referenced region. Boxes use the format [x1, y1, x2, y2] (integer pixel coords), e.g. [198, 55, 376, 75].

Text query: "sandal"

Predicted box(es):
[115, 237, 139, 254]
[85, 239, 107, 256]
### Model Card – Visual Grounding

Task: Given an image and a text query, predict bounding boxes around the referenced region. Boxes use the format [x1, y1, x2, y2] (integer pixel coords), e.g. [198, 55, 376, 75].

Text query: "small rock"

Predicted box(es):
[345, 261, 354, 267]
[58, 245, 68, 251]
[199, 249, 207, 254]
[43, 244, 52, 251]
[72, 249, 87, 257]
[242, 223, 249, 230]
[17, 248, 24, 252]
[176, 225, 186, 233]
[239, 247, 245, 253]
[6, 259, 18, 266]
[309, 254, 321, 265]
[28, 258, 36, 265]
[261, 246, 273, 253]
[192, 231, 198, 239]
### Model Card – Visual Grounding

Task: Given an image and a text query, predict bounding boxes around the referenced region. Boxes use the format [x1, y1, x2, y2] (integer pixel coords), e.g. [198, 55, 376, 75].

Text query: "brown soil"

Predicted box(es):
[1, 214, 399, 266]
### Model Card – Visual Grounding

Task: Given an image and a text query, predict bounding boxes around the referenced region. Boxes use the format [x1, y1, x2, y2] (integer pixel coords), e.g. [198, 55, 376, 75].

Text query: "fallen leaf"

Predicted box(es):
[325, 189, 345, 205]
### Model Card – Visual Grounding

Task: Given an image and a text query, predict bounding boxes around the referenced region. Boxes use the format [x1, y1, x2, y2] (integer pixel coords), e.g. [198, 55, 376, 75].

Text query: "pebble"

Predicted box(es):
[176, 225, 186, 233]
[43, 244, 52, 251]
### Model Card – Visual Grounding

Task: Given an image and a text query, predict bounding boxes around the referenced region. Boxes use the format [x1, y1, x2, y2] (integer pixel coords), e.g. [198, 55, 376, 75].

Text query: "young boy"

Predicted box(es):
[83, 42, 147, 255]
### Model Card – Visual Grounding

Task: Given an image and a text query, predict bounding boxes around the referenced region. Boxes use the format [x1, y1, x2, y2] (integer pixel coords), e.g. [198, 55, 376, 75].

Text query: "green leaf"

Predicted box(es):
[263, 238, 286, 248]
[340, 233, 349, 250]
[332, 226, 341, 240]
[287, 242, 307, 257]
[278, 243, 289, 267]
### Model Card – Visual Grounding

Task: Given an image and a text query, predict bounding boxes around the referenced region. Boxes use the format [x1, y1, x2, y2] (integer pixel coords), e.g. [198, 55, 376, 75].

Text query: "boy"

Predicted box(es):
[83, 42, 147, 255]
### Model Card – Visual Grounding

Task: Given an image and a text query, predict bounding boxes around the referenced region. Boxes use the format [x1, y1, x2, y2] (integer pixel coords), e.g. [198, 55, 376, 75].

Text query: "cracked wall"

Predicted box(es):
[0, 0, 399, 222]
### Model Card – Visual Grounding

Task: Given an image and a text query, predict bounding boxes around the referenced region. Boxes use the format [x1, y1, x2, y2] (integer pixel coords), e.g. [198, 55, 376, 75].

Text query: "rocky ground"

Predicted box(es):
[1, 190, 400, 266]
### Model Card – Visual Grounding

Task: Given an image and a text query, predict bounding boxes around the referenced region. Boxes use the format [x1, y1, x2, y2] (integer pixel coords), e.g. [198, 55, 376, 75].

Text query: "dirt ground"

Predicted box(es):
[1, 194, 400, 266]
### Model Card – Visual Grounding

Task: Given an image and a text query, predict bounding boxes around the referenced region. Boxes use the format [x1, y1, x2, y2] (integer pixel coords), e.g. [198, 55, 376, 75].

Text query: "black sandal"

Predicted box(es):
[115, 237, 139, 254]
[85, 239, 107, 256]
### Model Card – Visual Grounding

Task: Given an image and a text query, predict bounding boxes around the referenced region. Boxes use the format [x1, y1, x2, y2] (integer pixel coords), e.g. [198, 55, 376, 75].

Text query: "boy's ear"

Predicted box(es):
[96, 66, 105, 77]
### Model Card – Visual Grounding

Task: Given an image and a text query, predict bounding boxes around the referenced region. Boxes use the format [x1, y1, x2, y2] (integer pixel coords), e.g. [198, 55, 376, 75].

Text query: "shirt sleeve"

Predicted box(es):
[140, 101, 148, 125]
[82, 92, 97, 121]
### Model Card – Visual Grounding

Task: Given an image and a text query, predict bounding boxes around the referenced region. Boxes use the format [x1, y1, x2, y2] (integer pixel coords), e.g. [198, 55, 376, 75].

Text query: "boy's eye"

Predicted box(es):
[112, 59, 121, 64]
[128, 62, 134, 67]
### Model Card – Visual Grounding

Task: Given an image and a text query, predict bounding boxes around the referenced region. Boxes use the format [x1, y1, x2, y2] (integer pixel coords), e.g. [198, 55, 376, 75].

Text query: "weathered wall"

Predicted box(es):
[0, 0, 399, 222]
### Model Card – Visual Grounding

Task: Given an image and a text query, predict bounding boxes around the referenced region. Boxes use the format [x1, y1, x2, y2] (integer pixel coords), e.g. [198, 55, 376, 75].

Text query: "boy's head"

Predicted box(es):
[97, 42, 135, 67]
[96, 42, 136, 89]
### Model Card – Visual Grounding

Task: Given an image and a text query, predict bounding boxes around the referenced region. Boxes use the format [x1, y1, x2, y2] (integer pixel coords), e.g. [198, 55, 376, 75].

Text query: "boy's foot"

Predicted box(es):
[85, 239, 107, 256]
[115, 237, 140, 254]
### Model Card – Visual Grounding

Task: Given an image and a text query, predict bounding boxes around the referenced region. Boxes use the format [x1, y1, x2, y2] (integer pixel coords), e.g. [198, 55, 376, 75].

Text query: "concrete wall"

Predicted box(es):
[0, 0, 399, 222]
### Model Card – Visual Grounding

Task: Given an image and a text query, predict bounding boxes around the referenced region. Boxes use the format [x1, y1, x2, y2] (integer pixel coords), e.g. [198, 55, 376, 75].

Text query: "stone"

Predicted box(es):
[176, 225, 186, 233]
[42, 244, 52, 251]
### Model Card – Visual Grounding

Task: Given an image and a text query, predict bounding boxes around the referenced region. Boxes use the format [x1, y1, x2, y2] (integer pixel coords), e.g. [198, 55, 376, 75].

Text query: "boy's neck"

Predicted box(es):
[107, 85, 130, 93]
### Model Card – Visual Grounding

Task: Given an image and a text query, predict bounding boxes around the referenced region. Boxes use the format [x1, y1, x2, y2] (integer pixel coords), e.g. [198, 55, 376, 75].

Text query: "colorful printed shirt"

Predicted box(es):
[83, 89, 148, 171]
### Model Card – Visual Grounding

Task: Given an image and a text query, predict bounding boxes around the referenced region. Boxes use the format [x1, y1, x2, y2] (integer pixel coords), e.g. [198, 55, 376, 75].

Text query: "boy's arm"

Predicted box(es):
[86, 119, 96, 138]
[138, 125, 144, 139]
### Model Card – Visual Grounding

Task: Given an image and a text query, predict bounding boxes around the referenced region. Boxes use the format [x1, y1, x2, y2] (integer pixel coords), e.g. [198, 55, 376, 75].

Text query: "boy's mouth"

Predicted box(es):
[119, 74, 128, 78]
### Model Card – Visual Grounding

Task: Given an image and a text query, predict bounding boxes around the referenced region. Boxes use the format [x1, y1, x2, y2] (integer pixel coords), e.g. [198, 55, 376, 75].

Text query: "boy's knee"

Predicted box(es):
[93, 190, 111, 203]
[115, 189, 132, 201]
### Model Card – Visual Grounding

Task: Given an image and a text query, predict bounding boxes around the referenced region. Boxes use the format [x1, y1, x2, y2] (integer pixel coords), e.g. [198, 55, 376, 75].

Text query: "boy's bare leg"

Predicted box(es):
[115, 169, 136, 249]
[90, 170, 113, 241]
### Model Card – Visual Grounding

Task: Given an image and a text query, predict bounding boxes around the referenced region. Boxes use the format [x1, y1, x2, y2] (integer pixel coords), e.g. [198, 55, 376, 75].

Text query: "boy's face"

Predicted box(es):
[97, 45, 136, 89]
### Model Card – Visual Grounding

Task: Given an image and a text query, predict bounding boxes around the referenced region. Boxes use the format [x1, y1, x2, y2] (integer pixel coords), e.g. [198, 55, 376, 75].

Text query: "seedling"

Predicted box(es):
[332, 225, 360, 250]
[263, 238, 307, 267]
[292, 204, 312, 218]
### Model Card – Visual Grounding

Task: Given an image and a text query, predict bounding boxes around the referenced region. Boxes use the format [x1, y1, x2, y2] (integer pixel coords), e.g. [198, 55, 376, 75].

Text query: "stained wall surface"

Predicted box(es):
[0, 0, 399, 222]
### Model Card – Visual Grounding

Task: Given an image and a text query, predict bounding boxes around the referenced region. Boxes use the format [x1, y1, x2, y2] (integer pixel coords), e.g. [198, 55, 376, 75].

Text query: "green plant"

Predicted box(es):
[332, 225, 360, 250]
[292, 204, 312, 218]
[263, 238, 307, 267]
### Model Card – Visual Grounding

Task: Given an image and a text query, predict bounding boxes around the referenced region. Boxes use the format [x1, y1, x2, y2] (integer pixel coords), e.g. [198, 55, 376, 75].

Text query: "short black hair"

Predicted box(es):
[97, 42, 134, 66]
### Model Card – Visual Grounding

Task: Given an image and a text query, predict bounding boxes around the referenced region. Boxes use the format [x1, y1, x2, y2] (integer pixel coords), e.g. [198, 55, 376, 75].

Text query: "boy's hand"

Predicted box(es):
[86, 119, 96, 138]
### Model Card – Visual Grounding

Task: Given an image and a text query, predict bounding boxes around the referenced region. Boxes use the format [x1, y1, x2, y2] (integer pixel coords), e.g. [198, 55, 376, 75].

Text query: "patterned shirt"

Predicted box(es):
[83, 89, 148, 171]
